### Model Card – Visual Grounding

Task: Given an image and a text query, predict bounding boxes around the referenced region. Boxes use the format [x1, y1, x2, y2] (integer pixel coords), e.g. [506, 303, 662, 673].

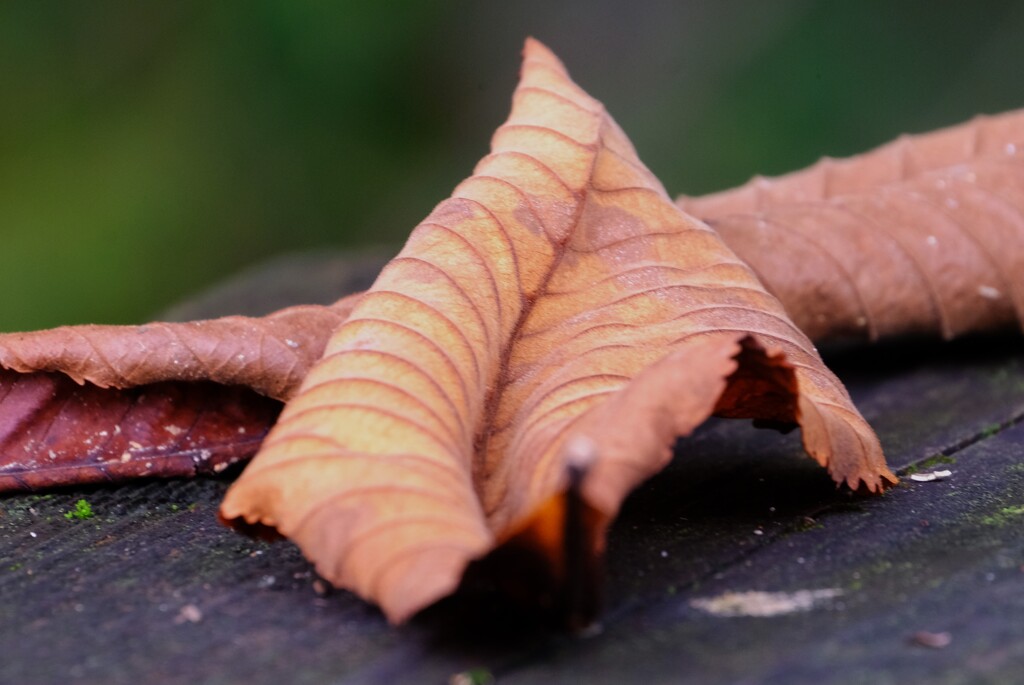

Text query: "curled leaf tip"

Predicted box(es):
[522, 37, 563, 67]
[562, 435, 599, 473]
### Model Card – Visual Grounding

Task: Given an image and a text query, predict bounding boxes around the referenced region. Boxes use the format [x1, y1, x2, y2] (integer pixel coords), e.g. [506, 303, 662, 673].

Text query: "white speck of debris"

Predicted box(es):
[690, 589, 844, 617]
[660, 550, 668, 558]
[912, 630, 952, 649]
[855, 316, 868, 327]
[285, 339, 299, 348]
[978, 285, 1001, 300]
[174, 604, 203, 624]
[796, 557, 806, 565]
[926, 235, 938, 247]
[120, 452, 132, 463]
[98, 431, 108, 437]
[237, 427, 247, 434]
[129, 441, 143, 450]
[258, 575, 276, 589]
[29, 532, 37, 539]
[1007, 143, 1018, 156]
[48, 450, 57, 460]
[236, 354, 246, 361]
[910, 470, 953, 482]
[114, 425, 122, 435]
[145, 462, 153, 470]
[753, 529, 764, 536]
[164, 425, 184, 436]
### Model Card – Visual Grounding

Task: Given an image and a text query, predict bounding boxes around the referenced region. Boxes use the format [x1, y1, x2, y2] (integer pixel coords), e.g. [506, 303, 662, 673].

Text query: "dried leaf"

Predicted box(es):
[219, 39, 894, 623]
[678, 112, 1024, 341]
[0, 296, 359, 402]
[0, 298, 357, 491]
[0, 370, 280, 490]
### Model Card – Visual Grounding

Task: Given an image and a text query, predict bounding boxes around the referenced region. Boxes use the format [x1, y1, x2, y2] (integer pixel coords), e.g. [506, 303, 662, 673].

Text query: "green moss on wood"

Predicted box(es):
[904, 454, 956, 475]
[64, 499, 94, 521]
[980, 504, 1024, 527]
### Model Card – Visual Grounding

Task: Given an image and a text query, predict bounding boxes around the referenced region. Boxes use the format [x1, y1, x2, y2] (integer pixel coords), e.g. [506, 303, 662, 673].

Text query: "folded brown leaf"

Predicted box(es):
[0, 297, 358, 490]
[219, 39, 894, 624]
[0, 296, 358, 402]
[678, 111, 1024, 341]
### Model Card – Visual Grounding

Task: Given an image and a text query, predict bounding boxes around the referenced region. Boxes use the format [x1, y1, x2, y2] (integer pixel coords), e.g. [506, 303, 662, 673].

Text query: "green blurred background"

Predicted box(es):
[2, 1, 1023, 331]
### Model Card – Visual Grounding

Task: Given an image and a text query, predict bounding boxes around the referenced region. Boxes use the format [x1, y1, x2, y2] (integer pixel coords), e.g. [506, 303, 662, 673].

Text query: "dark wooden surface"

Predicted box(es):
[2, 253, 1024, 685]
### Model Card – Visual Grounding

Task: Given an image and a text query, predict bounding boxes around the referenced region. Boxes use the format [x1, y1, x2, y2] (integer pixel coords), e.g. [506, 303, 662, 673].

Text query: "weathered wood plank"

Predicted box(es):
[2, 255, 1023, 685]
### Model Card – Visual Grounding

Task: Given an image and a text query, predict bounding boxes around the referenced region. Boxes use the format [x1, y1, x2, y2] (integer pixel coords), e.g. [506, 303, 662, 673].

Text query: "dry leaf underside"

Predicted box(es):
[0, 371, 280, 491]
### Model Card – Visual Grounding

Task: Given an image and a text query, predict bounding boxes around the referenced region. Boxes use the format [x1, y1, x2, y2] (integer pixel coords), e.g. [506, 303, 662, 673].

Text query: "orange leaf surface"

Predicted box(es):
[678, 112, 1024, 342]
[219, 39, 894, 624]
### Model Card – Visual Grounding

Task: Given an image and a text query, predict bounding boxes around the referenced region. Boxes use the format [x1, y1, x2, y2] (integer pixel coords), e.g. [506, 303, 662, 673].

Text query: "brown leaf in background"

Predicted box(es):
[219, 39, 893, 624]
[678, 111, 1024, 342]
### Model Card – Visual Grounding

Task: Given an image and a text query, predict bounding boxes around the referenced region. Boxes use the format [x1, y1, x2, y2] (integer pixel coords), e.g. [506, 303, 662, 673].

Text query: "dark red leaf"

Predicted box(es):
[0, 370, 281, 492]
